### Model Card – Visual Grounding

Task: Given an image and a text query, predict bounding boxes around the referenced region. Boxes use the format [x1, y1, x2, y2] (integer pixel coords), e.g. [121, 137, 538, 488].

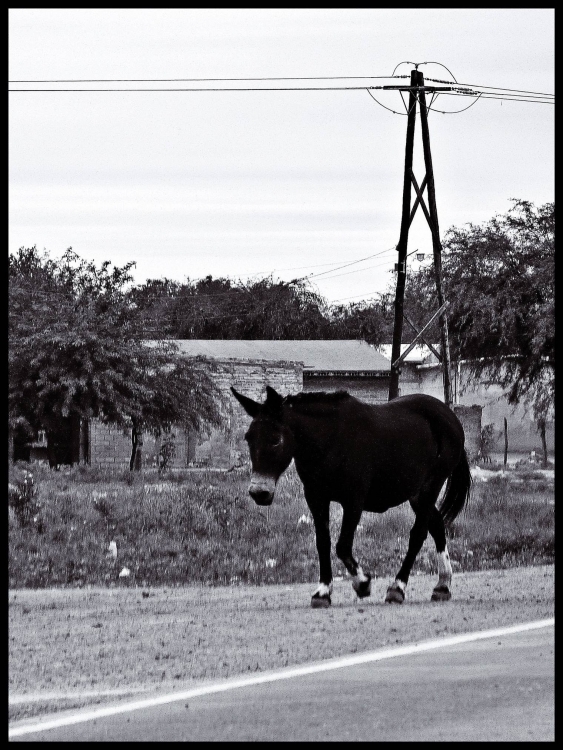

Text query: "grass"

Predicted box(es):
[8, 460, 554, 589]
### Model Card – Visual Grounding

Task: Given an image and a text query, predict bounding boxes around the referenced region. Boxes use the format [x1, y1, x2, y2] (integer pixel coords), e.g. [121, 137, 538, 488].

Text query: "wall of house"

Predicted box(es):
[220, 358, 303, 469]
[451, 405, 482, 461]
[90, 421, 196, 470]
[410, 363, 554, 456]
[393, 362, 426, 398]
[303, 374, 390, 403]
[89, 358, 303, 470]
[455, 372, 554, 455]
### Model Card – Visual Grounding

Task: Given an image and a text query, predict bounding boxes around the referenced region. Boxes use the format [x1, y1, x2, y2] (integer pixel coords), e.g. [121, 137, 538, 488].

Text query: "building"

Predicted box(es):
[87, 340, 392, 470]
[13, 339, 550, 469]
[378, 344, 554, 458]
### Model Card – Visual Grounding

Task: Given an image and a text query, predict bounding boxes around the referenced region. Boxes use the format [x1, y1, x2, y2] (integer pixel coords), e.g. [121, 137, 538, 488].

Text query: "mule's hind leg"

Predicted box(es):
[385, 509, 430, 604]
[428, 506, 452, 602]
[335, 506, 372, 599]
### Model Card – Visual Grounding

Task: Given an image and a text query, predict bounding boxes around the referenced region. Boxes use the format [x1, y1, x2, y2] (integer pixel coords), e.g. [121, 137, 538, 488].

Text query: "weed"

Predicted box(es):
[8, 462, 554, 588]
[157, 433, 177, 475]
[8, 472, 41, 528]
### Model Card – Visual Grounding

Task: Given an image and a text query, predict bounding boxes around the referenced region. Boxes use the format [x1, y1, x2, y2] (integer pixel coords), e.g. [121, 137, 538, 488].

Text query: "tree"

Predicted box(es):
[405, 200, 554, 423]
[9, 247, 220, 469]
[326, 293, 396, 346]
[131, 274, 333, 340]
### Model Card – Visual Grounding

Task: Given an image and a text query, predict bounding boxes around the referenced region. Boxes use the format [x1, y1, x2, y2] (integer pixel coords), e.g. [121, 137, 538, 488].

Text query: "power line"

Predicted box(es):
[316, 258, 396, 282]
[9, 85, 397, 93]
[9, 75, 408, 83]
[442, 91, 553, 105]
[11, 247, 398, 306]
[366, 88, 411, 116]
[8, 74, 555, 97]
[237, 253, 395, 277]
[10, 84, 553, 106]
[295, 247, 395, 282]
[424, 93, 483, 114]
[424, 76, 554, 97]
[140, 248, 397, 298]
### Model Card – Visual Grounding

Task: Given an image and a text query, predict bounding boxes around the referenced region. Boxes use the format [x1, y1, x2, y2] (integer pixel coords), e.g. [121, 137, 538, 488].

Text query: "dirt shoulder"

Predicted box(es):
[9, 564, 554, 721]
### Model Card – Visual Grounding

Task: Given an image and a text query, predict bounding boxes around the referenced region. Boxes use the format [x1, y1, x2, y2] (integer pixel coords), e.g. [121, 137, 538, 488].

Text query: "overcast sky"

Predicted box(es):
[9, 9, 554, 305]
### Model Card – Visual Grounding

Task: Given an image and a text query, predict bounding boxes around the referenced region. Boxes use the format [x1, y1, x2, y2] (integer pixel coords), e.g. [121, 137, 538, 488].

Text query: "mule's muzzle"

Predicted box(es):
[249, 488, 274, 505]
[248, 475, 276, 506]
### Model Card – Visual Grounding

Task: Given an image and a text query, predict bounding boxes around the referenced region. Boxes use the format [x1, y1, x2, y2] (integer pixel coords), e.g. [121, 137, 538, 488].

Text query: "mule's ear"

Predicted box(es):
[265, 386, 284, 412]
[231, 387, 262, 418]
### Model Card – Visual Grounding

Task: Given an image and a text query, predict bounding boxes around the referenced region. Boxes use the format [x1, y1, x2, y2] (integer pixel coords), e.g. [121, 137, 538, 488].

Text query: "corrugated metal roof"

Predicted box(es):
[160, 340, 391, 372]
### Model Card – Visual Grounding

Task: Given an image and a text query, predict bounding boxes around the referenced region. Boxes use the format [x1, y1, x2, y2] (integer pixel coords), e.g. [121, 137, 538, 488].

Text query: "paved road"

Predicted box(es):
[10, 625, 554, 742]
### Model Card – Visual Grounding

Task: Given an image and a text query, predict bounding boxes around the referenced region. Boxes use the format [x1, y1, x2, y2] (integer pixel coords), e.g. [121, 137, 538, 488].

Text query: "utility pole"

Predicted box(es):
[387, 68, 453, 406]
[389, 69, 419, 402]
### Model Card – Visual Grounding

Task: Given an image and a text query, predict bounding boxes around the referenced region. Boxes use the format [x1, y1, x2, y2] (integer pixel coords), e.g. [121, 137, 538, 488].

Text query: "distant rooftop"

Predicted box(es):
[377, 344, 440, 365]
[160, 340, 391, 373]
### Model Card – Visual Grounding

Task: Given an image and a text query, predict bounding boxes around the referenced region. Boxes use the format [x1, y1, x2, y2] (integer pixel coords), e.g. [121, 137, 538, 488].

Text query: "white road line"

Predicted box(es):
[9, 618, 554, 738]
[10, 687, 153, 704]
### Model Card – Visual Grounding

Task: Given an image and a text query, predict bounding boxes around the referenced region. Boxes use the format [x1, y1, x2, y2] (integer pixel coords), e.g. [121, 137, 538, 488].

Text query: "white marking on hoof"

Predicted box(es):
[353, 565, 369, 586]
[437, 546, 452, 586]
[385, 579, 406, 604]
[312, 582, 333, 598]
[352, 566, 372, 596]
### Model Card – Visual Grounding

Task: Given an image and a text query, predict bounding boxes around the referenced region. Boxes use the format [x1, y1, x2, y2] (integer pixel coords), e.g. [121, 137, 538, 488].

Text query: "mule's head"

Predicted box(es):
[231, 386, 295, 506]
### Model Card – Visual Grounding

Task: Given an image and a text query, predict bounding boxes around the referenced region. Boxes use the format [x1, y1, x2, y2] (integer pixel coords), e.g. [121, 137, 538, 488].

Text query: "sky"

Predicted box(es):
[9, 9, 554, 306]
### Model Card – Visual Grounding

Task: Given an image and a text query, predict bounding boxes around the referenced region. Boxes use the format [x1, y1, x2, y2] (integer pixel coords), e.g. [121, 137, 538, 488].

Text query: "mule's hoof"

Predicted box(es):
[431, 585, 451, 602]
[311, 594, 331, 608]
[385, 583, 405, 604]
[352, 574, 372, 599]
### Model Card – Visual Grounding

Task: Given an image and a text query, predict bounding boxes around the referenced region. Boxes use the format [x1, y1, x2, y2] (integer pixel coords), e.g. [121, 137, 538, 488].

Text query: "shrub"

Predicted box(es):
[8, 461, 554, 588]
[8, 471, 41, 528]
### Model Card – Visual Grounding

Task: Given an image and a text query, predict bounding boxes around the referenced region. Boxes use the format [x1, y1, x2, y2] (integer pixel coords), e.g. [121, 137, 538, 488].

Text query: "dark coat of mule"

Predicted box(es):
[232, 386, 471, 608]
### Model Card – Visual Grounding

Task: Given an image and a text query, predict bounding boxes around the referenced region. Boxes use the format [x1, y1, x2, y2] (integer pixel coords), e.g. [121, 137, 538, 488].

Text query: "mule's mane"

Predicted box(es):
[284, 390, 351, 407]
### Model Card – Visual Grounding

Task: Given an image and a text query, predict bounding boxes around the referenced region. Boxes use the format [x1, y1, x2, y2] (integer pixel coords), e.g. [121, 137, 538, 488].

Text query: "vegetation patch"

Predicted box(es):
[8, 461, 554, 589]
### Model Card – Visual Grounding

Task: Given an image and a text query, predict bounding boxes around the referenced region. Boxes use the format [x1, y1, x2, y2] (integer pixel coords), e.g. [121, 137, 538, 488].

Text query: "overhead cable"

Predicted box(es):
[9, 74, 408, 83]
[294, 246, 396, 282]
[424, 76, 554, 97]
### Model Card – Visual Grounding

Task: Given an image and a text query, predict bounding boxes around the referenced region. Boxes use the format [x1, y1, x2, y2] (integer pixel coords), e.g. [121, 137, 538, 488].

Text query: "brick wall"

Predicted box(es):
[303, 374, 389, 403]
[89, 355, 549, 468]
[89, 421, 193, 469]
[89, 421, 131, 467]
[89, 358, 302, 470]
[213, 358, 303, 469]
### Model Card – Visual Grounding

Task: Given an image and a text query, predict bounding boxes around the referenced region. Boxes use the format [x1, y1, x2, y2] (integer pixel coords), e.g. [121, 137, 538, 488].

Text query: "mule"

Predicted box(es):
[232, 386, 471, 608]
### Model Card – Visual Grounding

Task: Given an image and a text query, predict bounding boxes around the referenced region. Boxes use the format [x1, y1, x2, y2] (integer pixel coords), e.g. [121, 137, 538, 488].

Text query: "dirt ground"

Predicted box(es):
[9, 564, 554, 721]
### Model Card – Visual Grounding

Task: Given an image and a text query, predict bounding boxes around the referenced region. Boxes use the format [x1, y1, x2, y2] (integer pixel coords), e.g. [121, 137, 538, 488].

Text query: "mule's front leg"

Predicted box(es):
[311, 507, 333, 608]
[386, 511, 429, 604]
[336, 508, 372, 600]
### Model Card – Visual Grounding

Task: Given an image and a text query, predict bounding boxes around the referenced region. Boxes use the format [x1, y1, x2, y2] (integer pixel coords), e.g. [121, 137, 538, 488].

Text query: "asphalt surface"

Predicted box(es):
[10, 625, 554, 742]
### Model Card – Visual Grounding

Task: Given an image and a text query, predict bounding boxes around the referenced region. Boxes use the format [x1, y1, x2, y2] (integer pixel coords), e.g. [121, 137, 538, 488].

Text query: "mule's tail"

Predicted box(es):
[438, 449, 472, 525]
